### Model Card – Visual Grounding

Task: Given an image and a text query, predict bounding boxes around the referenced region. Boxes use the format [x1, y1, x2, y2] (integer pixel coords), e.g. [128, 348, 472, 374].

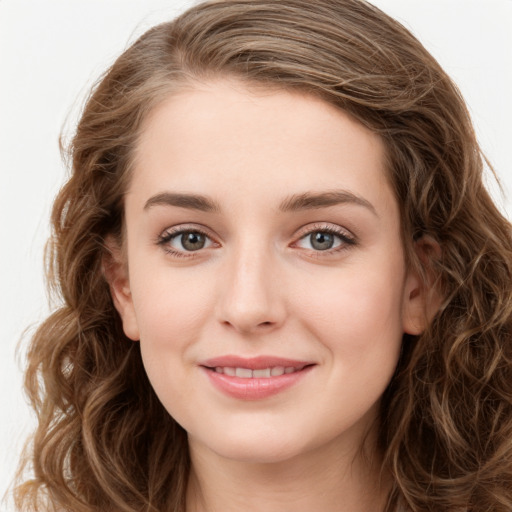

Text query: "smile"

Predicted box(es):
[200, 356, 315, 400]
[212, 366, 302, 378]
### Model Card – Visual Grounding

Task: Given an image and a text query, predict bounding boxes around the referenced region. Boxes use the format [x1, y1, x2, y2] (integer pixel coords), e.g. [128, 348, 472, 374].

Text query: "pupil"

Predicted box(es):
[311, 232, 334, 251]
[182, 232, 205, 251]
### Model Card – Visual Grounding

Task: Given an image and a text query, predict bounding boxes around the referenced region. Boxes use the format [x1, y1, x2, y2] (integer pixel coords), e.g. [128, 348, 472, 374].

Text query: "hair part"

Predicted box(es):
[15, 1, 512, 511]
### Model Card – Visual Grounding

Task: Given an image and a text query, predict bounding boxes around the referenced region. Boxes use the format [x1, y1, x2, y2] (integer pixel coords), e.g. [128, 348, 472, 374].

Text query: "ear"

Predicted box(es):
[102, 236, 140, 341]
[402, 236, 443, 335]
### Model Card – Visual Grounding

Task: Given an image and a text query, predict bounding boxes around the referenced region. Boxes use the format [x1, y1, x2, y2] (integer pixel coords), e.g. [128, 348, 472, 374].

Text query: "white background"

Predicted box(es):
[1, 1, 511, 509]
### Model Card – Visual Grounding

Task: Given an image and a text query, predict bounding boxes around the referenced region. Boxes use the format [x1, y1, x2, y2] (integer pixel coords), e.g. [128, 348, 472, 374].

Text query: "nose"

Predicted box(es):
[216, 243, 286, 335]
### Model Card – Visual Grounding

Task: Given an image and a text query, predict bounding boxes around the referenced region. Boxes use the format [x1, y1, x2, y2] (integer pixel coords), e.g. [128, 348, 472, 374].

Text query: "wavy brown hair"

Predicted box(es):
[14, 1, 512, 511]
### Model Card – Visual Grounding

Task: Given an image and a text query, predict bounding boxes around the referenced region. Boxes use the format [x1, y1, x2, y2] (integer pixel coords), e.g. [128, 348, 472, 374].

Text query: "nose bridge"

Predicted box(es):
[217, 235, 284, 333]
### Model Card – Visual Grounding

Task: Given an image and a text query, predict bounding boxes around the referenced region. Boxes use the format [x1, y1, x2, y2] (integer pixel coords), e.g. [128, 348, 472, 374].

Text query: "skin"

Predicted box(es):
[108, 80, 428, 512]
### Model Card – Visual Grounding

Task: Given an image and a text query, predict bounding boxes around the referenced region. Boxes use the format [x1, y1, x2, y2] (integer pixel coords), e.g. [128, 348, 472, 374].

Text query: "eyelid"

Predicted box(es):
[157, 223, 216, 240]
[294, 222, 355, 239]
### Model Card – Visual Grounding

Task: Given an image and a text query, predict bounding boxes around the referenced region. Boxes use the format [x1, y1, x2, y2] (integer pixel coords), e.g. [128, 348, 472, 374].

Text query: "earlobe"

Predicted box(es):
[402, 236, 443, 335]
[103, 236, 140, 341]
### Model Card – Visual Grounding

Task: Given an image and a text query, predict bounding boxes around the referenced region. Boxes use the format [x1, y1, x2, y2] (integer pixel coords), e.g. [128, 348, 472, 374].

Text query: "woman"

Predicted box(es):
[14, 1, 512, 511]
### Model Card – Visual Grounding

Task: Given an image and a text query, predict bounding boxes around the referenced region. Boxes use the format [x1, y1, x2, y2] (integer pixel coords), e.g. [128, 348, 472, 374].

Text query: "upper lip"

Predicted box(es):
[200, 355, 315, 371]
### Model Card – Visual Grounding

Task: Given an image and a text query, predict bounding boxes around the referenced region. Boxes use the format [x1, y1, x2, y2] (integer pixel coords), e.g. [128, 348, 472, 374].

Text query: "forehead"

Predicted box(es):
[129, 80, 392, 214]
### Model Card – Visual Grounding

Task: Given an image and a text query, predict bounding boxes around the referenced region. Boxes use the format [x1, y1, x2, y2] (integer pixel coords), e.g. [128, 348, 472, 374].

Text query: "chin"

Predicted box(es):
[190, 424, 312, 465]
[216, 441, 307, 465]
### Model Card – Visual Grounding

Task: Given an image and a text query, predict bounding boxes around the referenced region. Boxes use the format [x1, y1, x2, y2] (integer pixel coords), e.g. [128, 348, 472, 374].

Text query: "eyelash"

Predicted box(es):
[156, 223, 357, 259]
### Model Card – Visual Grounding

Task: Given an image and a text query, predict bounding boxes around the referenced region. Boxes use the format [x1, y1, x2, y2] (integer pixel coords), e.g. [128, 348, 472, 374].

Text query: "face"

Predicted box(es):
[109, 80, 425, 465]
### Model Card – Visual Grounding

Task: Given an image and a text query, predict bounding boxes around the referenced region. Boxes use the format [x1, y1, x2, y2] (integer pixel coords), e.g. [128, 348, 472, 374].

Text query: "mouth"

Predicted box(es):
[205, 364, 310, 378]
[199, 356, 316, 400]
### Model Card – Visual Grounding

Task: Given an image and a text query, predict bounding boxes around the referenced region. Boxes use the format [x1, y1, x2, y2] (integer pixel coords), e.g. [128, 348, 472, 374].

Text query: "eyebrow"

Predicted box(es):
[279, 190, 378, 216]
[143, 189, 377, 216]
[144, 192, 221, 213]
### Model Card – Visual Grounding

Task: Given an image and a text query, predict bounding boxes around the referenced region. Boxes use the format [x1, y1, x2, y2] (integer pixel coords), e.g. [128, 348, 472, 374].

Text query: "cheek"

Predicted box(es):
[128, 266, 218, 392]
[296, 259, 406, 360]
[130, 272, 214, 420]
[130, 265, 214, 336]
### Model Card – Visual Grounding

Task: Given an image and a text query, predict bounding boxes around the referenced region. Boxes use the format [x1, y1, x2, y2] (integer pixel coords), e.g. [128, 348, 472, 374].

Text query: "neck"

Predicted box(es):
[185, 432, 390, 512]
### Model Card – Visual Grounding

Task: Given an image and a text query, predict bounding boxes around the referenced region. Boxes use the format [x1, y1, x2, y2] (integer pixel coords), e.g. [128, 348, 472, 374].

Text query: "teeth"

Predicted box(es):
[270, 366, 285, 376]
[235, 367, 253, 378]
[213, 366, 299, 378]
[223, 366, 236, 376]
[253, 368, 271, 378]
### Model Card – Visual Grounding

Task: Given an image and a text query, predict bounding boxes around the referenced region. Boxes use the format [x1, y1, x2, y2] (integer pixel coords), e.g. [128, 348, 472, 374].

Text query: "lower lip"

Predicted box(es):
[202, 366, 314, 400]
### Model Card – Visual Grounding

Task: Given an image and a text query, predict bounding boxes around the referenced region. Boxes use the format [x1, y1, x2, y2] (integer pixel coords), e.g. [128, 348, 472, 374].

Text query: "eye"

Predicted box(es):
[157, 227, 216, 255]
[301, 231, 340, 251]
[172, 231, 209, 251]
[294, 226, 356, 252]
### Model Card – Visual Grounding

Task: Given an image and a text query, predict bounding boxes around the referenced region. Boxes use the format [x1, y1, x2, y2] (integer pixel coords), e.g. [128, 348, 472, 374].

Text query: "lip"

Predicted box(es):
[200, 355, 316, 400]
